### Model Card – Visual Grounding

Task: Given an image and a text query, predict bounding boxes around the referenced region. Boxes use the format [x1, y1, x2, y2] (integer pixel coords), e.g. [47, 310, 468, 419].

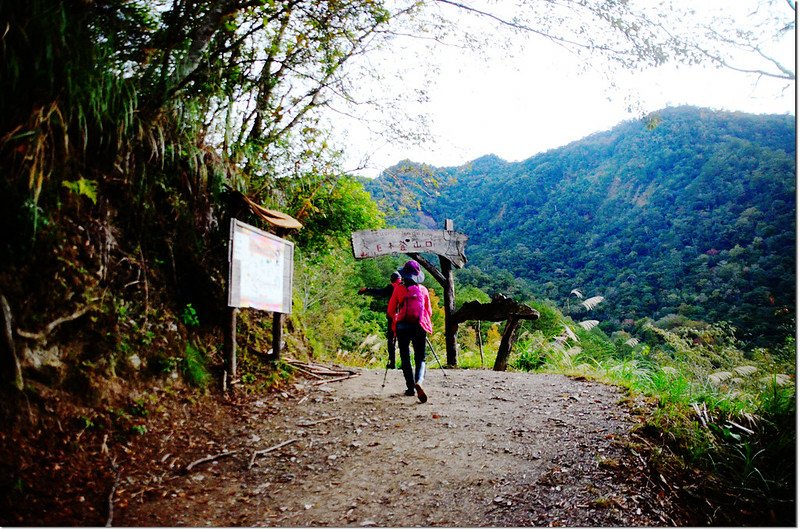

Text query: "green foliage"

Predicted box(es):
[129, 397, 151, 418]
[61, 179, 98, 205]
[502, 292, 795, 513]
[181, 304, 200, 328]
[130, 425, 147, 436]
[457, 348, 496, 370]
[293, 246, 390, 360]
[78, 415, 96, 430]
[366, 107, 796, 349]
[455, 285, 491, 308]
[237, 356, 294, 395]
[0, 0, 400, 377]
[286, 174, 385, 254]
[526, 300, 564, 337]
[153, 355, 179, 375]
[510, 341, 547, 371]
[182, 342, 210, 389]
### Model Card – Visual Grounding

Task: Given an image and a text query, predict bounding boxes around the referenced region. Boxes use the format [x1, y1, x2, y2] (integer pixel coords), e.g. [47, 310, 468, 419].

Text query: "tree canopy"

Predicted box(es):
[0, 0, 793, 353]
[365, 107, 796, 348]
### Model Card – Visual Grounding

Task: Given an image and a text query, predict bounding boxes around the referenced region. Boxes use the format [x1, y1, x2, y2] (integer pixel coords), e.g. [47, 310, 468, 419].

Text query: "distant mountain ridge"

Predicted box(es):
[364, 106, 796, 346]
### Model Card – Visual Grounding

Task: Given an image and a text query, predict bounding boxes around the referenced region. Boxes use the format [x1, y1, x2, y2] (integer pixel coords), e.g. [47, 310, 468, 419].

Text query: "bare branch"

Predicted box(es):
[16, 304, 95, 342]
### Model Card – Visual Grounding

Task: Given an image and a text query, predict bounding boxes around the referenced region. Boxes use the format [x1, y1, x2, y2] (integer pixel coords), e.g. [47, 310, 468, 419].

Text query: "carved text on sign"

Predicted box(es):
[351, 228, 468, 268]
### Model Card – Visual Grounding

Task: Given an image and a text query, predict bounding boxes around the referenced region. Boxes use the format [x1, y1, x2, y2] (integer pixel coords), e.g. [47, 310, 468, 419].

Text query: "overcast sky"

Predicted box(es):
[332, 1, 796, 178]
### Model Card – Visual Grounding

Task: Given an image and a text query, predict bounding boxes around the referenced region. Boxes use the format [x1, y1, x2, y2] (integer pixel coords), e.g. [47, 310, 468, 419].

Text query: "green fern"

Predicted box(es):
[62, 178, 98, 204]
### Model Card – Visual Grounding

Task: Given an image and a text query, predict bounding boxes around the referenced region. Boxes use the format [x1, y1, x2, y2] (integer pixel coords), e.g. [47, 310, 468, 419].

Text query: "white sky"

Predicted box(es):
[332, 1, 796, 178]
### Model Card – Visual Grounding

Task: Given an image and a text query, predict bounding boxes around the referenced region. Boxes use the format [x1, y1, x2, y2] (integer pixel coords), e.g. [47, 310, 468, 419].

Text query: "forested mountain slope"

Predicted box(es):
[365, 106, 796, 347]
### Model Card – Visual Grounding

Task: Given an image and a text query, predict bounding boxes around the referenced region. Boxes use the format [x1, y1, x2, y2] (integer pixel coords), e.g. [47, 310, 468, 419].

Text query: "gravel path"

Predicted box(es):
[114, 367, 688, 526]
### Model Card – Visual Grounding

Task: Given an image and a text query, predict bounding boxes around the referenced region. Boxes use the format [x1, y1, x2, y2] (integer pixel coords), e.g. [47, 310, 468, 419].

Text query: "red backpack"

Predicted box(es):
[397, 284, 425, 323]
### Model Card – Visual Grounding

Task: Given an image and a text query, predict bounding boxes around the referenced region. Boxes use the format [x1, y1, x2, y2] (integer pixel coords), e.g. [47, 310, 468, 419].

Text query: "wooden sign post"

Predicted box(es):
[351, 220, 467, 366]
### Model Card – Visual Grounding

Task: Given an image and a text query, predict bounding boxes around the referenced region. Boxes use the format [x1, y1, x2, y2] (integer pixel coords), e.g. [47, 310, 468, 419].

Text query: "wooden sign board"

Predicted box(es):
[228, 219, 294, 313]
[351, 228, 468, 268]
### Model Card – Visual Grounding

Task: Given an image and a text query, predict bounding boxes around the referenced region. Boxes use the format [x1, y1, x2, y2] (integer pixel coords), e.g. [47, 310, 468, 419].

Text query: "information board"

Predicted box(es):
[228, 219, 293, 313]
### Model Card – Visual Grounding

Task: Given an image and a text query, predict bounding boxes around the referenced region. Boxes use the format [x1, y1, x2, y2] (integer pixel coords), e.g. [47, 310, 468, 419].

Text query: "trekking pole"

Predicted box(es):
[381, 362, 389, 389]
[381, 336, 396, 389]
[425, 336, 448, 383]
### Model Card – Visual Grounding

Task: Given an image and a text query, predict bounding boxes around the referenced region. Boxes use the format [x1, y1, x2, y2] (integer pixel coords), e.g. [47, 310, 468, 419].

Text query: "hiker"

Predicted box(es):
[358, 271, 403, 369]
[389, 259, 433, 403]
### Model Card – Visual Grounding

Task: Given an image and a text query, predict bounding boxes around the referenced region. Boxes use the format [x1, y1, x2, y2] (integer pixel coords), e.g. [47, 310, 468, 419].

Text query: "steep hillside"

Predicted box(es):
[365, 107, 796, 346]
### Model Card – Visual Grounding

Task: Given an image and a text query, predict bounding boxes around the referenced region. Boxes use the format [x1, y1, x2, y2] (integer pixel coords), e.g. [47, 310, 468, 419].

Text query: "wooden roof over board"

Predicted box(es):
[235, 190, 303, 230]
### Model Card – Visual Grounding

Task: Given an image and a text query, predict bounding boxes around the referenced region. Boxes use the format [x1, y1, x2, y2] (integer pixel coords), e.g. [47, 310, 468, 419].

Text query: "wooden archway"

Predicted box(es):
[351, 220, 467, 366]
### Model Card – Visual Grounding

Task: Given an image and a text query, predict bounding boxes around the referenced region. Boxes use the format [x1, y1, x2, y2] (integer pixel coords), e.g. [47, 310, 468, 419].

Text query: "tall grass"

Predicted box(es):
[506, 305, 795, 521]
[182, 342, 210, 389]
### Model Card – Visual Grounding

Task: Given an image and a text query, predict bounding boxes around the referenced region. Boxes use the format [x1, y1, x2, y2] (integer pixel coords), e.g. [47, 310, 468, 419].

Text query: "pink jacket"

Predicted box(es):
[389, 283, 433, 334]
[386, 278, 403, 318]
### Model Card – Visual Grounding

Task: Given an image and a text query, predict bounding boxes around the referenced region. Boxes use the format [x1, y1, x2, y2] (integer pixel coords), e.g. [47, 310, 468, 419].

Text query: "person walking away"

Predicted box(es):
[390, 260, 433, 403]
[358, 271, 403, 369]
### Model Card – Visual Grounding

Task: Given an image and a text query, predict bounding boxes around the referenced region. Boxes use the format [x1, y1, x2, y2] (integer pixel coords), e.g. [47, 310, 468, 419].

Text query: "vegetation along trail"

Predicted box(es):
[113, 368, 694, 527]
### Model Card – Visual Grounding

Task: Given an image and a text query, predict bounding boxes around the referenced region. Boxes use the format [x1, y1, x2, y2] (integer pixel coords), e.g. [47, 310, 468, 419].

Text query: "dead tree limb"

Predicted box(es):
[16, 304, 94, 342]
[289, 364, 326, 380]
[311, 373, 360, 386]
[105, 458, 120, 528]
[185, 449, 240, 472]
[248, 438, 298, 469]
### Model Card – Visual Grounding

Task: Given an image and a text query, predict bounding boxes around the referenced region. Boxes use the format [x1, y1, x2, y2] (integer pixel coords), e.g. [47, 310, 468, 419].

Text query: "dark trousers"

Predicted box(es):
[386, 316, 396, 367]
[396, 322, 426, 391]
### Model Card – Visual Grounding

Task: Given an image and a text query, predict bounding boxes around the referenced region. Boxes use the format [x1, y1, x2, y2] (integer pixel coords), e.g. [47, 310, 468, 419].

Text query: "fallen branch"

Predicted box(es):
[726, 420, 755, 435]
[248, 438, 298, 470]
[310, 368, 357, 376]
[16, 304, 94, 341]
[185, 449, 240, 472]
[285, 358, 357, 376]
[311, 373, 360, 386]
[289, 364, 326, 380]
[105, 458, 120, 528]
[691, 403, 707, 428]
[297, 416, 340, 427]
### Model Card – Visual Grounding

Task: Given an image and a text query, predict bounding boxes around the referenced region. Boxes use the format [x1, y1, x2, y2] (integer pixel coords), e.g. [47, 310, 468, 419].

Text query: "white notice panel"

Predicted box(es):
[228, 219, 293, 313]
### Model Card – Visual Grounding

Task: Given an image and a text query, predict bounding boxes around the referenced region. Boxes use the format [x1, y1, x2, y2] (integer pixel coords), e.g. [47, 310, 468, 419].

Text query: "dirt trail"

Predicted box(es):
[115, 367, 688, 527]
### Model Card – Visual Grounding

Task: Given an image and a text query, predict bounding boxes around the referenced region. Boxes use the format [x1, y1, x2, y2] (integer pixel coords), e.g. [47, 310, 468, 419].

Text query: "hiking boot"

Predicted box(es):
[404, 388, 415, 396]
[415, 383, 427, 403]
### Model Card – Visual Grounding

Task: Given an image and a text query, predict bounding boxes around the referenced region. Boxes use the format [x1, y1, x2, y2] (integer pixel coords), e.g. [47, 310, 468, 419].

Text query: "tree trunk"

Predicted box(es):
[493, 317, 521, 372]
[0, 294, 24, 391]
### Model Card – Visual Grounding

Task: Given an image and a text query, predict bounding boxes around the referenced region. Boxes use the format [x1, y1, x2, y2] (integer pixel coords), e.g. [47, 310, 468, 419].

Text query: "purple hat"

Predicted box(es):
[399, 260, 425, 284]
